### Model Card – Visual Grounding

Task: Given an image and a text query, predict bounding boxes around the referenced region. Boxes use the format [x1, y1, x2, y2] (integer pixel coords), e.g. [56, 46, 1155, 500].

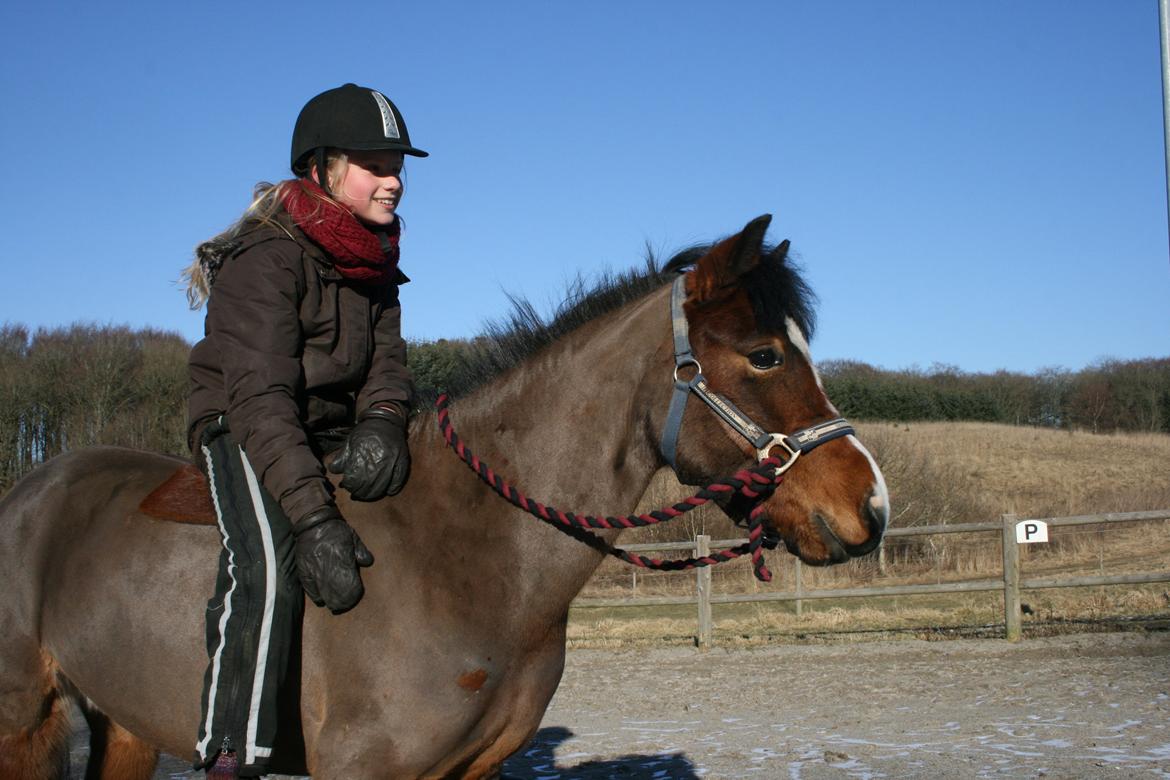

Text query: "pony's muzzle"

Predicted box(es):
[803, 489, 886, 564]
[834, 488, 887, 558]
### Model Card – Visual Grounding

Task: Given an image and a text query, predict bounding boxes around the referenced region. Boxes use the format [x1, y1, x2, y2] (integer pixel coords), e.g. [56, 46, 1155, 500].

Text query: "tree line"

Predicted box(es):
[0, 324, 190, 493]
[816, 358, 1170, 433]
[1, 324, 1166, 493]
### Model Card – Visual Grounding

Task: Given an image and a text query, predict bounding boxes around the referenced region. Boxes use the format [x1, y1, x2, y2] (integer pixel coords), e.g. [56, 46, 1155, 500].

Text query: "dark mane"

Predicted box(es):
[663, 244, 818, 341]
[441, 239, 817, 400]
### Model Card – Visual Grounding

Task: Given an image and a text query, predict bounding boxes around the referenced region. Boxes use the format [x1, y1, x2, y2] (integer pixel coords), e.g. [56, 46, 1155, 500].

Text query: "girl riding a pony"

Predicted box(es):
[182, 83, 425, 778]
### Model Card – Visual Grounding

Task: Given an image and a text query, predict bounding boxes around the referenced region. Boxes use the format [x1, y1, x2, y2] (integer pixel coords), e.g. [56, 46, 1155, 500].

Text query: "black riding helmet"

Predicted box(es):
[291, 83, 428, 190]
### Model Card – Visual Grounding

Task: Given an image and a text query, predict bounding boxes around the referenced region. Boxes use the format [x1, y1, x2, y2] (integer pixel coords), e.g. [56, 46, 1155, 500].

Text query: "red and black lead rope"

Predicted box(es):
[435, 393, 783, 582]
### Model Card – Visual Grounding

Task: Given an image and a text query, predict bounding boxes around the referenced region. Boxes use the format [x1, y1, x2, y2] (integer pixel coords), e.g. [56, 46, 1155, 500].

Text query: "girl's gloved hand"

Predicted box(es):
[292, 506, 374, 613]
[328, 407, 411, 500]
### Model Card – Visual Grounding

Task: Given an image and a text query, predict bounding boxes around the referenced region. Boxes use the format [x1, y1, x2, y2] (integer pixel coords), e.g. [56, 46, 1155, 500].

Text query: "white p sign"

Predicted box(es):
[1015, 520, 1049, 544]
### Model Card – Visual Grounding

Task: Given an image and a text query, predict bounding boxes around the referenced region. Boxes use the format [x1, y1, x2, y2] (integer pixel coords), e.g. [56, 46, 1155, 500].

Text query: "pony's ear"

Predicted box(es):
[689, 214, 772, 302]
[771, 238, 791, 262]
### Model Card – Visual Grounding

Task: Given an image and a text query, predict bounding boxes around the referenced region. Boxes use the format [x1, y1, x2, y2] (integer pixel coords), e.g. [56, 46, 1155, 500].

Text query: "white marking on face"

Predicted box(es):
[847, 433, 890, 520]
[782, 318, 887, 525]
[785, 316, 836, 411]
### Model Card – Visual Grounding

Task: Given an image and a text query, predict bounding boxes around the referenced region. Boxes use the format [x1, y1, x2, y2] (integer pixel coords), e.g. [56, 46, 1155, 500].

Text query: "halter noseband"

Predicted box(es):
[659, 273, 855, 475]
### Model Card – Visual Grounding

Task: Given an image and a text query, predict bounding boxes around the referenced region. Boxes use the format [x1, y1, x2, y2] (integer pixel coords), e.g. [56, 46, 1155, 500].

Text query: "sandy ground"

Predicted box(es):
[69, 630, 1168, 779]
[512, 631, 1170, 779]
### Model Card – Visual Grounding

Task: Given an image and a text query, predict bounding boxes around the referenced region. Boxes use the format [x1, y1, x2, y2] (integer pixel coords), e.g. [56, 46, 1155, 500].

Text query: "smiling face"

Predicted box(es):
[326, 149, 405, 226]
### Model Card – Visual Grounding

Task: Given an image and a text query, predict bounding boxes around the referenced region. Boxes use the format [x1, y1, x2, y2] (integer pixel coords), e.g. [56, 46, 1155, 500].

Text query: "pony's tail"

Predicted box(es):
[79, 703, 159, 780]
[0, 687, 71, 780]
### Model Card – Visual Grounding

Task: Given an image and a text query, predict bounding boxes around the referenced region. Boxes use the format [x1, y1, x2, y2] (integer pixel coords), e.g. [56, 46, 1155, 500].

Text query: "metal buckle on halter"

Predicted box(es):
[757, 432, 801, 476]
[757, 418, 857, 476]
[672, 357, 702, 383]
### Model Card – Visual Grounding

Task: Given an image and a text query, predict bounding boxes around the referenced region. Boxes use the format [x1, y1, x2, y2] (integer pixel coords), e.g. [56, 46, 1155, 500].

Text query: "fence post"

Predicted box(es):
[696, 534, 712, 651]
[1002, 513, 1021, 642]
[794, 558, 803, 618]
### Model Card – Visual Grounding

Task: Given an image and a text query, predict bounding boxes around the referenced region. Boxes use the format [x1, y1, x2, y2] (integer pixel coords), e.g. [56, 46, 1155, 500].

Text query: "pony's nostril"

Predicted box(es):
[842, 496, 886, 557]
[809, 496, 885, 561]
[811, 514, 849, 564]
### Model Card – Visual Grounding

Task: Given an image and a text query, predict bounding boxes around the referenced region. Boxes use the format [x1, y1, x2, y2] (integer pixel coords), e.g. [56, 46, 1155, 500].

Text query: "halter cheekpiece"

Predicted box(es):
[659, 272, 855, 474]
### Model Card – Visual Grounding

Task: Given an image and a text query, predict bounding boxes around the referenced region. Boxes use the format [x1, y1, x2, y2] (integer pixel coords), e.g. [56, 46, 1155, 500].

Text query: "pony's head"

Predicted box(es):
[653, 214, 888, 565]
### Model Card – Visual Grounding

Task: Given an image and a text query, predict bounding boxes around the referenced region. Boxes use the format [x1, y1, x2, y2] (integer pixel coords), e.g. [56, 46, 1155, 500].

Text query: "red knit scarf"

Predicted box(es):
[281, 178, 399, 285]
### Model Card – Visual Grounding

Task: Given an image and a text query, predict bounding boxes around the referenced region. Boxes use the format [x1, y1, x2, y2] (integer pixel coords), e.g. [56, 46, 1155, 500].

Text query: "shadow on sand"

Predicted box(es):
[74, 723, 699, 779]
[502, 726, 700, 779]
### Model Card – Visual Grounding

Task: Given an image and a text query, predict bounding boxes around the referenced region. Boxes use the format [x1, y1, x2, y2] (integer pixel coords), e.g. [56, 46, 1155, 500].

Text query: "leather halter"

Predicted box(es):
[659, 273, 855, 476]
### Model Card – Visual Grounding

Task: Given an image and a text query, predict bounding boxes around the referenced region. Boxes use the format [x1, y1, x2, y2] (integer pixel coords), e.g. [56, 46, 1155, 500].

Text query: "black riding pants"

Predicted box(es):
[193, 419, 302, 776]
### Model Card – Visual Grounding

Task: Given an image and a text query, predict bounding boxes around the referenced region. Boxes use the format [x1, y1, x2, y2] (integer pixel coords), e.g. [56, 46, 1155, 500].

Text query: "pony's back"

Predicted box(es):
[0, 447, 219, 778]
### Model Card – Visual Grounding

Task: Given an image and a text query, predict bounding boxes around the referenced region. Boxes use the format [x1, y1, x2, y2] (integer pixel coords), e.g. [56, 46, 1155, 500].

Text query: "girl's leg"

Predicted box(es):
[193, 420, 303, 776]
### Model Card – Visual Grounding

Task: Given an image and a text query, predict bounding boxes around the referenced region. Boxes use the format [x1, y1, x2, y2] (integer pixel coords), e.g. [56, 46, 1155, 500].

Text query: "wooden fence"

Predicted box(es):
[571, 509, 1170, 648]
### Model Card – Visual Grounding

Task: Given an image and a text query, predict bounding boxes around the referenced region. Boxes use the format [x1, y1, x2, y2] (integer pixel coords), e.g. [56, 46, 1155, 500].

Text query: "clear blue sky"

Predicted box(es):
[1, 1, 1166, 373]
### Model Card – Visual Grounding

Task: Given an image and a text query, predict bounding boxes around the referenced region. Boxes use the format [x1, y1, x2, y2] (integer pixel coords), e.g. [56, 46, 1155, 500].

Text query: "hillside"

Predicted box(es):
[856, 420, 1170, 522]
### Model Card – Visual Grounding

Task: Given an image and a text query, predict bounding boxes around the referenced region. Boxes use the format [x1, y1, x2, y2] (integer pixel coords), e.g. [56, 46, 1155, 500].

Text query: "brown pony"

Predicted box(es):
[0, 216, 887, 779]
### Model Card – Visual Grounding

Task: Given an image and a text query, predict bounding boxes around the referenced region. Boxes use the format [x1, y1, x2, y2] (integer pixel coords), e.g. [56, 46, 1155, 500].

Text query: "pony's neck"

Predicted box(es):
[452, 286, 668, 508]
[415, 286, 671, 599]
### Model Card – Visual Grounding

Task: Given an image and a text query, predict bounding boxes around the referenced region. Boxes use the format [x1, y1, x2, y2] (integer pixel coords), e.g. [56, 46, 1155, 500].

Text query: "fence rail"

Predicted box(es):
[571, 509, 1170, 648]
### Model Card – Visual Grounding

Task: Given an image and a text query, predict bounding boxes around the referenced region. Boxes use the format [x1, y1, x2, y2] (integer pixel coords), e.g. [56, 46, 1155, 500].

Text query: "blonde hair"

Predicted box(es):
[181, 150, 351, 309]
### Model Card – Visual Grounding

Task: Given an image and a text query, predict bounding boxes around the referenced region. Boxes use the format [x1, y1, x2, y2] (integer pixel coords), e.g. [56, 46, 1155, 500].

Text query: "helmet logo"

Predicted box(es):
[371, 91, 402, 140]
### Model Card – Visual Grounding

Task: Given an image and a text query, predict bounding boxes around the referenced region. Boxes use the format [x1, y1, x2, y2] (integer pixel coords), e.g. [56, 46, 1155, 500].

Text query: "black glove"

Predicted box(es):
[292, 506, 374, 613]
[328, 406, 411, 500]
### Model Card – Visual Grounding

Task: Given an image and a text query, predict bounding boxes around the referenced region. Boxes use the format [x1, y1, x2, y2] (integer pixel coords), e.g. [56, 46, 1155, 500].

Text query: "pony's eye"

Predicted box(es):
[748, 347, 783, 370]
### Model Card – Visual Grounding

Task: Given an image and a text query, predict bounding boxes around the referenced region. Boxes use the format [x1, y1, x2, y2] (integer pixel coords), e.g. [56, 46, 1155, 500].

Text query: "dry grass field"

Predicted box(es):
[570, 421, 1170, 644]
[862, 420, 1170, 520]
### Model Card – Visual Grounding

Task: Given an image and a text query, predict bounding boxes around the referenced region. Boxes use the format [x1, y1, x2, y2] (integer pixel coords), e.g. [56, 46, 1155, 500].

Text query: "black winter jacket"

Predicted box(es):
[187, 210, 413, 525]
